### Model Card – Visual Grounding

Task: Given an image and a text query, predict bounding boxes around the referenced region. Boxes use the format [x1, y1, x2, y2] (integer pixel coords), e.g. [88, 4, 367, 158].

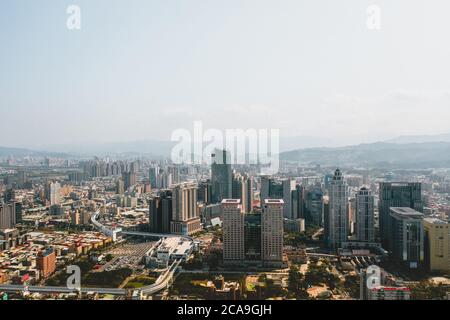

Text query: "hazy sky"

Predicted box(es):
[1, 0, 450, 149]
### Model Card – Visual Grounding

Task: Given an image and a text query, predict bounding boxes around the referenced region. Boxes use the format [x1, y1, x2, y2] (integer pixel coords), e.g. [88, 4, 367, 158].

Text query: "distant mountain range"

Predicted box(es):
[2, 133, 450, 168]
[0, 146, 67, 158]
[279, 142, 450, 168]
[385, 133, 450, 144]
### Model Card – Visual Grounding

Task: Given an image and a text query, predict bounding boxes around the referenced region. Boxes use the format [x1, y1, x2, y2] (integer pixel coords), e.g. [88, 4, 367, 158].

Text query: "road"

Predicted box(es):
[0, 284, 126, 295]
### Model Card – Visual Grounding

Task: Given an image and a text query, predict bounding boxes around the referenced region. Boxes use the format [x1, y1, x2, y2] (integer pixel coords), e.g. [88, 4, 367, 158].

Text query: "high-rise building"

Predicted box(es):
[379, 182, 423, 250]
[222, 199, 245, 265]
[198, 180, 212, 204]
[260, 176, 283, 205]
[305, 187, 324, 227]
[355, 187, 375, 243]
[291, 184, 305, 220]
[232, 173, 253, 213]
[149, 190, 172, 234]
[170, 183, 201, 235]
[70, 210, 80, 225]
[424, 218, 450, 273]
[282, 179, 296, 219]
[50, 182, 61, 206]
[116, 179, 125, 195]
[327, 169, 349, 252]
[167, 166, 180, 184]
[0, 202, 16, 230]
[389, 207, 424, 269]
[80, 210, 91, 225]
[211, 150, 232, 203]
[36, 248, 56, 278]
[17, 170, 27, 189]
[3, 188, 15, 202]
[149, 166, 158, 189]
[261, 199, 284, 267]
[157, 170, 172, 189]
[122, 171, 137, 191]
[246, 176, 254, 213]
[14, 202, 22, 225]
[244, 214, 262, 262]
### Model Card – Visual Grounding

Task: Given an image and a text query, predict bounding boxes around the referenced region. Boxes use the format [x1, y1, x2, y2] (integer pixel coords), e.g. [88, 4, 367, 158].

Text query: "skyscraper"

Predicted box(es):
[116, 179, 125, 195]
[282, 179, 296, 219]
[260, 176, 283, 205]
[122, 171, 137, 191]
[261, 199, 284, 267]
[244, 213, 262, 262]
[305, 187, 324, 227]
[222, 199, 245, 265]
[50, 182, 61, 206]
[0, 202, 16, 230]
[170, 183, 201, 235]
[389, 207, 424, 269]
[379, 182, 423, 249]
[355, 187, 375, 243]
[291, 184, 305, 220]
[149, 190, 173, 234]
[149, 166, 158, 189]
[232, 173, 253, 213]
[211, 150, 232, 203]
[327, 169, 349, 252]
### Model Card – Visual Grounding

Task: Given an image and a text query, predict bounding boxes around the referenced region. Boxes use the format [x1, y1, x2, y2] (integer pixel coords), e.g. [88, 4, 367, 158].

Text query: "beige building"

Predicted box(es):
[170, 182, 202, 235]
[424, 217, 450, 273]
[261, 199, 284, 267]
[222, 199, 244, 265]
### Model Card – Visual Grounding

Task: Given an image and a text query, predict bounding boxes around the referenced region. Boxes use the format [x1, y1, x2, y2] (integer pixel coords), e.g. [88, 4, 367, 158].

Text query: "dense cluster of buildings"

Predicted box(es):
[2, 149, 450, 301]
[0, 231, 112, 284]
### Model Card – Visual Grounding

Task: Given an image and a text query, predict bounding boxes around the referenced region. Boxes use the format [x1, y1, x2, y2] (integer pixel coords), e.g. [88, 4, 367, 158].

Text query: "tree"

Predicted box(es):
[288, 265, 309, 299]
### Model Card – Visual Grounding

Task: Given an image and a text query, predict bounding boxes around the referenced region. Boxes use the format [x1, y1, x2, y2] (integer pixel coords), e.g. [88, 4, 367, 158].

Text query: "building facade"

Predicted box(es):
[355, 187, 375, 243]
[222, 199, 245, 265]
[327, 169, 349, 252]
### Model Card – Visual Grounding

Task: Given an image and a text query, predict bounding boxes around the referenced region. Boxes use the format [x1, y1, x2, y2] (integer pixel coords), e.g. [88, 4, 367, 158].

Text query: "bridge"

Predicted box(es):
[140, 259, 182, 296]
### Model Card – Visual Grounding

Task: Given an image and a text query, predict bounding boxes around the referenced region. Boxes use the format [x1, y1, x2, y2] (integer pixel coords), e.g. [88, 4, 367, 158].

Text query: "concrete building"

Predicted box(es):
[355, 187, 375, 243]
[0, 202, 16, 230]
[50, 182, 61, 206]
[170, 183, 201, 235]
[211, 150, 232, 203]
[149, 190, 172, 234]
[389, 207, 424, 270]
[222, 199, 245, 265]
[282, 179, 296, 219]
[379, 182, 423, 250]
[36, 248, 57, 278]
[424, 217, 450, 273]
[232, 173, 253, 214]
[327, 169, 349, 252]
[116, 179, 125, 195]
[261, 199, 284, 267]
